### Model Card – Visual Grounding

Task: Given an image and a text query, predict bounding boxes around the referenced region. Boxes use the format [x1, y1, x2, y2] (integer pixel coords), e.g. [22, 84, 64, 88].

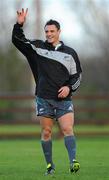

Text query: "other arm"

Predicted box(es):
[58, 50, 82, 98]
[68, 50, 82, 93]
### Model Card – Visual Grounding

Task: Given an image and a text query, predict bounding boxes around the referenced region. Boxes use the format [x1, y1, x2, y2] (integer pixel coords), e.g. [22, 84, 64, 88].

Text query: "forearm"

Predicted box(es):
[12, 23, 33, 57]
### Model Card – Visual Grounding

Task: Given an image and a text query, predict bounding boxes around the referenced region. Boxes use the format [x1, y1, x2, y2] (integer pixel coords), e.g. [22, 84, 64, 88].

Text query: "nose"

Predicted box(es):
[46, 31, 52, 37]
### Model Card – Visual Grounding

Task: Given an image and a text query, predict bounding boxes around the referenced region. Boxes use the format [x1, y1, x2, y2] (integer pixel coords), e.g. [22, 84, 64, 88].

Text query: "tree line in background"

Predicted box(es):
[72, 0, 109, 94]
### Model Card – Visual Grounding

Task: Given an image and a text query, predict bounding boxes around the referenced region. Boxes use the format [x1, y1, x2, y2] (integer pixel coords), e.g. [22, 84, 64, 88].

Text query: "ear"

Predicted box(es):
[58, 29, 61, 35]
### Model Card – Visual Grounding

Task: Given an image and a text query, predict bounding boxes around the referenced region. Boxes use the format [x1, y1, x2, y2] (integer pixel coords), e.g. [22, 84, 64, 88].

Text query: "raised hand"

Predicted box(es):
[17, 8, 28, 25]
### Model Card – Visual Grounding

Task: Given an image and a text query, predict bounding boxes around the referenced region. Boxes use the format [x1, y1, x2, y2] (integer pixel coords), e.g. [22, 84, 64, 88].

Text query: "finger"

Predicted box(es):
[58, 87, 63, 93]
[58, 91, 64, 97]
[58, 94, 62, 98]
[25, 8, 28, 15]
[58, 95, 65, 98]
[22, 8, 24, 13]
[58, 89, 62, 93]
[17, 11, 20, 15]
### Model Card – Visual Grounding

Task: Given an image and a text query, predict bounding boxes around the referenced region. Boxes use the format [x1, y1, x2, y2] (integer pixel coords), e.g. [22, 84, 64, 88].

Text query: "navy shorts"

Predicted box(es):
[36, 97, 74, 120]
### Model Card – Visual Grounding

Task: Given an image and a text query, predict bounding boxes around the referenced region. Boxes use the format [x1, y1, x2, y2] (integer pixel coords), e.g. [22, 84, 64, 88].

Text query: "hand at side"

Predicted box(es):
[58, 86, 70, 98]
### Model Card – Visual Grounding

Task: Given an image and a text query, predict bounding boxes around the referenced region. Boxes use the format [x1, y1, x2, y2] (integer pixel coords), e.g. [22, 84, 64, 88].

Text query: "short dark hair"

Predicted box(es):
[44, 19, 60, 30]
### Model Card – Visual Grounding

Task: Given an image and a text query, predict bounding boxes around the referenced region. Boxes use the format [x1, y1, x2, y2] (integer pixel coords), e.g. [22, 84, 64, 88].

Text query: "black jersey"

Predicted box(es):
[12, 23, 82, 100]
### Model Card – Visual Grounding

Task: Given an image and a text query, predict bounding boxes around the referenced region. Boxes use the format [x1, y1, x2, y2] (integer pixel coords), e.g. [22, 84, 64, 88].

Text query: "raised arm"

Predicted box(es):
[12, 8, 34, 58]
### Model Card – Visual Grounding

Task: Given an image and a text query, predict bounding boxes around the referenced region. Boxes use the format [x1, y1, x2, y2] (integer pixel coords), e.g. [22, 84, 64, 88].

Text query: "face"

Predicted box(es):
[44, 25, 61, 46]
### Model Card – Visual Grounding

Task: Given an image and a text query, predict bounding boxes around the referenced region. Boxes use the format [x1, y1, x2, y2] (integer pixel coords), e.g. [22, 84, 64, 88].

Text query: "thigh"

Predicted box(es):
[58, 112, 74, 130]
[39, 116, 54, 129]
[39, 116, 54, 140]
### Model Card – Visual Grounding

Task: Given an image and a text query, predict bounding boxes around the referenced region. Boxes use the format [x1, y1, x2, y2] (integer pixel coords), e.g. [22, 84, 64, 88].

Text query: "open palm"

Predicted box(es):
[17, 8, 28, 25]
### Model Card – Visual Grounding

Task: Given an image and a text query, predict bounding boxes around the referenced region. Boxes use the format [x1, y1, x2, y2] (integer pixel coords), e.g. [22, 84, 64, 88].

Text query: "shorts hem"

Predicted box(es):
[37, 114, 54, 119]
[56, 110, 73, 119]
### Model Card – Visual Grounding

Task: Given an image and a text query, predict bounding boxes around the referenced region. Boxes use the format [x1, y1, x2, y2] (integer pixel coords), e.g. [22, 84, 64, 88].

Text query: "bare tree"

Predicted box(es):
[70, 0, 109, 93]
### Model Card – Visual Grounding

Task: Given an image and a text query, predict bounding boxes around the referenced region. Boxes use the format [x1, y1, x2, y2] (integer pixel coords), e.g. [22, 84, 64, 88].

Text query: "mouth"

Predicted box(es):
[47, 37, 54, 41]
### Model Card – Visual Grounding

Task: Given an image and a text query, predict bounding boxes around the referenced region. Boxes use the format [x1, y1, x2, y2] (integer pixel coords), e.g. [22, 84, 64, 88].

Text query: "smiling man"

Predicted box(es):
[12, 8, 82, 175]
[44, 22, 61, 46]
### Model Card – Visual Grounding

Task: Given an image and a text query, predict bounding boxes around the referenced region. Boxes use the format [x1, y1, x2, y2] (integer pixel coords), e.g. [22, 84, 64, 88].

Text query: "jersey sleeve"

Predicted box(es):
[68, 50, 82, 92]
[12, 23, 35, 58]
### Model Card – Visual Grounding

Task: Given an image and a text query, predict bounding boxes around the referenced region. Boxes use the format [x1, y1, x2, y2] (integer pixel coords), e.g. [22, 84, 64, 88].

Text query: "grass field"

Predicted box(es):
[0, 124, 109, 136]
[0, 137, 109, 180]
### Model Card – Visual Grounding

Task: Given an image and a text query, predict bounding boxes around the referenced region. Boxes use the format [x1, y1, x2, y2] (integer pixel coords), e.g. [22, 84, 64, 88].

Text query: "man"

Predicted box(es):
[12, 8, 82, 175]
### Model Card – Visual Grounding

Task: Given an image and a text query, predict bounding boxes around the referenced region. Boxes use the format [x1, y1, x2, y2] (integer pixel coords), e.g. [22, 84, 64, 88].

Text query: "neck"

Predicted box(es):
[52, 40, 60, 47]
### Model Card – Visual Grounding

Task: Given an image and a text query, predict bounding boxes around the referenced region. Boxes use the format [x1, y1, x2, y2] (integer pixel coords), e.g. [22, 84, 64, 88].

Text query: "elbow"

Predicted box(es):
[12, 36, 14, 44]
[12, 32, 15, 44]
[12, 34, 17, 46]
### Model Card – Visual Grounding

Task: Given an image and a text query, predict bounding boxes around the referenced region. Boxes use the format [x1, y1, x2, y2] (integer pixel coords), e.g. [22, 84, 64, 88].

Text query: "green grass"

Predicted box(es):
[0, 124, 109, 134]
[0, 125, 40, 134]
[0, 137, 109, 180]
